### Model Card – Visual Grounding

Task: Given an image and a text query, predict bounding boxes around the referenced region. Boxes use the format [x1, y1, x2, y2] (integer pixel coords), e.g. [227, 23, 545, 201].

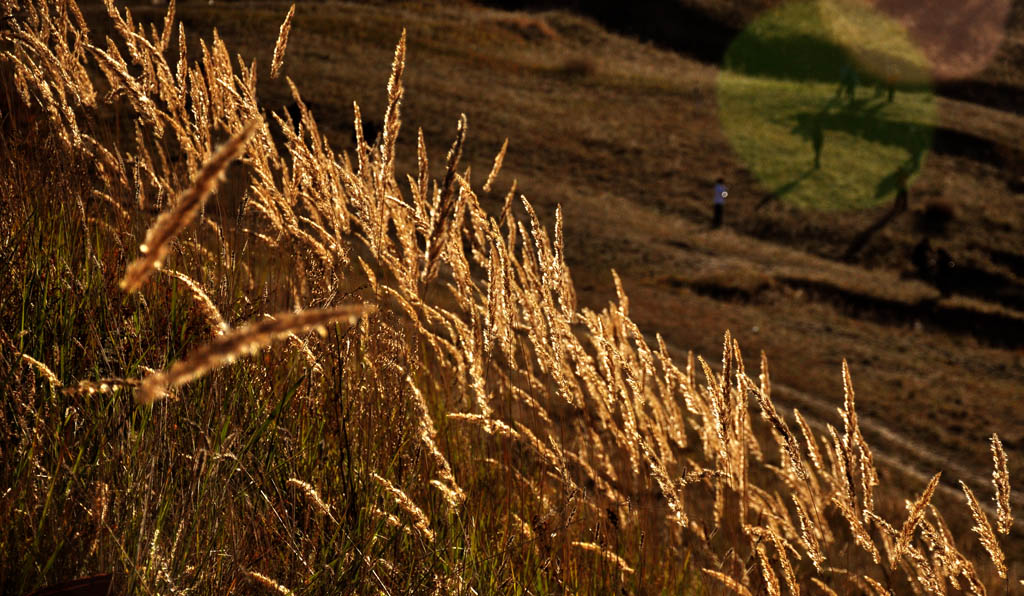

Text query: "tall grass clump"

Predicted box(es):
[0, 0, 1018, 593]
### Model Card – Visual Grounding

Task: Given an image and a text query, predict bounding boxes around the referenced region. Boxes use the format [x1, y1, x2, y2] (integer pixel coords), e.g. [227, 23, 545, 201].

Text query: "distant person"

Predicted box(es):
[712, 177, 728, 228]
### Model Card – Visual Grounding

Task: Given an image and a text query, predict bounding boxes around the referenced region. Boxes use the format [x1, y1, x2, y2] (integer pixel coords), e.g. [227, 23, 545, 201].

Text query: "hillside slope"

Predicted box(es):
[89, 0, 1024, 552]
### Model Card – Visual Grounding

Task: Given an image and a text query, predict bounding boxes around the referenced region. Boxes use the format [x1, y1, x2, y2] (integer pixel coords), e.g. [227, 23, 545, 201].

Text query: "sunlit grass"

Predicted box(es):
[0, 0, 1016, 593]
[718, 73, 936, 210]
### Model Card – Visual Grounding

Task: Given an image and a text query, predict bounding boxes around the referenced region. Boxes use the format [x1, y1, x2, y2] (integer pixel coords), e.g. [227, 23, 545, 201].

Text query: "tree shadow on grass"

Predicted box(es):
[844, 161, 920, 261]
[784, 95, 931, 259]
[792, 98, 931, 167]
[842, 200, 905, 261]
[756, 168, 815, 210]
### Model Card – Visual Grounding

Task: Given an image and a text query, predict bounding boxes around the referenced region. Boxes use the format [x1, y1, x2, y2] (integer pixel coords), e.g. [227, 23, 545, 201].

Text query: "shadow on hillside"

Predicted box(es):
[843, 203, 906, 261]
[477, 0, 739, 63]
[784, 95, 930, 257]
[791, 98, 932, 162]
[756, 169, 814, 209]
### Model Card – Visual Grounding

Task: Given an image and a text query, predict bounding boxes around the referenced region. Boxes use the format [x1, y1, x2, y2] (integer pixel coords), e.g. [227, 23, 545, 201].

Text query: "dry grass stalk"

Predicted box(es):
[270, 4, 294, 79]
[370, 505, 410, 535]
[121, 120, 258, 292]
[570, 542, 634, 574]
[989, 434, 1011, 535]
[901, 544, 945, 595]
[447, 412, 519, 441]
[381, 29, 406, 166]
[421, 114, 468, 287]
[893, 472, 941, 565]
[755, 543, 781, 596]
[792, 408, 823, 473]
[702, 569, 754, 596]
[832, 491, 881, 564]
[21, 353, 61, 388]
[286, 478, 336, 523]
[407, 378, 465, 508]
[161, 269, 228, 335]
[959, 481, 1007, 579]
[246, 570, 295, 596]
[482, 137, 508, 193]
[87, 481, 110, 557]
[841, 361, 879, 517]
[61, 378, 138, 396]
[639, 439, 687, 526]
[748, 525, 799, 595]
[746, 376, 806, 482]
[862, 576, 892, 596]
[810, 578, 839, 596]
[790, 493, 825, 572]
[135, 305, 372, 404]
[429, 480, 464, 509]
[371, 473, 435, 542]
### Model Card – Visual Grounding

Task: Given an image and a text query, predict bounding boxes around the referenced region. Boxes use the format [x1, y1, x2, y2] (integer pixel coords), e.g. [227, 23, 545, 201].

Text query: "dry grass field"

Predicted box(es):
[169, 0, 1024, 500]
[1, 0, 1022, 593]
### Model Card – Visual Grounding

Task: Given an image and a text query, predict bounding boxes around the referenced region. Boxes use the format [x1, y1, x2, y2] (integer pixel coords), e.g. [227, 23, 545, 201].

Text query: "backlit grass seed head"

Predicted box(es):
[792, 494, 826, 571]
[702, 569, 754, 596]
[286, 478, 335, 523]
[371, 506, 410, 535]
[755, 543, 781, 596]
[570, 542, 634, 574]
[862, 576, 892, 596]
[810, 578, 839, 596]
[960, 480, 1007, 579]
[121, 120, 258, 292]
[246, 571, 295, 596]
[990, 433, 1011, 534]
[62, 378, 139, 396]
[429, 480, 464, 509]
[894, 472, 941, 566]
[135, 305, 372, 404]
[482, 137, 507, 193]
[372, 473, 434, 542]
[161, 269, 228, 335]
[21, 354, 61, 388]
[270, 4, 294, 79]
[747, 525, 799, 595]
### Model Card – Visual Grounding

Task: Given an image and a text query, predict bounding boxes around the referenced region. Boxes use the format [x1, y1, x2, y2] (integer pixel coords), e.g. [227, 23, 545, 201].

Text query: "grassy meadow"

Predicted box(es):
[1, 0, 1022, 594]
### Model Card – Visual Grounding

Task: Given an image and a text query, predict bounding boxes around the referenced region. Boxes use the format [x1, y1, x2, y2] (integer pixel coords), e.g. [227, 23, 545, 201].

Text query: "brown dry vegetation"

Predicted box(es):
[163, 0, 1024, 526]
[1, 0, 1022, 593]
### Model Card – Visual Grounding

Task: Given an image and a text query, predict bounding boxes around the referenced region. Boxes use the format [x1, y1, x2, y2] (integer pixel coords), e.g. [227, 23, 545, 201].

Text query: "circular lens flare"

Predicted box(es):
[857, 0, 1010, 80]
[820, 0, 931, 86]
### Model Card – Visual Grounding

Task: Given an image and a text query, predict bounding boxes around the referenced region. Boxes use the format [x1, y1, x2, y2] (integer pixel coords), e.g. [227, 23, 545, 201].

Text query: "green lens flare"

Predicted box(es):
[717, 0, 937, 210]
